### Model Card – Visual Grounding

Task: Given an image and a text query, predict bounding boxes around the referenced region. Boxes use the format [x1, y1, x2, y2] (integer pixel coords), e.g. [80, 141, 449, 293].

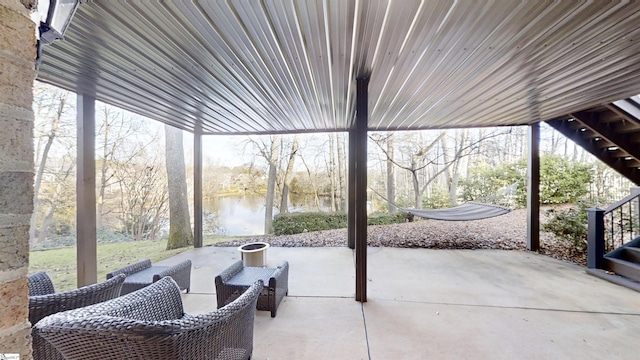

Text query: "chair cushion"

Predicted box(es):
[107, 279, 184, 321]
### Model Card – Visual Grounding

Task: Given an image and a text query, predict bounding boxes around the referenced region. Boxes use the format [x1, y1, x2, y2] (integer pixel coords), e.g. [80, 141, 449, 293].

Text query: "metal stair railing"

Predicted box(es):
[587, 190, 640, 269]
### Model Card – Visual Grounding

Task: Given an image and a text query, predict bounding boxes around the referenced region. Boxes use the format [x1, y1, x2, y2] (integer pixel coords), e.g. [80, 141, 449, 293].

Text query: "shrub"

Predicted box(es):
[368, 211, 410, 225]
[542, 205, 588, 251]
[97, 226, 132, 244]
[540, 155, 593, 205]
[273, 212, 347, 235]
[423, 184, 451, 209]
[273, 211, 408, 235]
[460, 161, 526, 206]
[460, 155, 593, 207]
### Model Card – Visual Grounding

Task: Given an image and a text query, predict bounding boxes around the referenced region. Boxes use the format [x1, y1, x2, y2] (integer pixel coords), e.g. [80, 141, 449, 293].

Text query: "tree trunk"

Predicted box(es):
[301, 156, 321, 211]
[446, 130, 467, 206]
[336, 133, 346, 211]
[279, 135, 299, 213]
[38, 201, 56, 245]
[148, 190, 167, 241]
[441, 134, 454, 204]
[97, 107, 112, 229]
[265, 135, 281, 234]
[165, 124, 193, 249]
[30, 91, 68, 245]
[386, 134, 396, 213]
[328, 134, 337, 212]
[411, 170, 422, 209]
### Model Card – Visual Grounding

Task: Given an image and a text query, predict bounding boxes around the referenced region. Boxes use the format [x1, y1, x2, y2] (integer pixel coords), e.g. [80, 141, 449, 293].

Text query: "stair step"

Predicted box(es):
[547, 108, 640, 184]
[586, 268, 640, 293]
[621, 247, 640, 263]
[603, 257, 640, 282]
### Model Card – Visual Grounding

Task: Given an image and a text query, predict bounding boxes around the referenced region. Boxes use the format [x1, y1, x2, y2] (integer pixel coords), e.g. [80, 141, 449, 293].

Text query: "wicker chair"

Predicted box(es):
[28, 272, 126, 360]
[106, 258, 191, 295]
[216, 260, 289, 317]
[35, 277, 262, 360]
[28, 271, 56, 296]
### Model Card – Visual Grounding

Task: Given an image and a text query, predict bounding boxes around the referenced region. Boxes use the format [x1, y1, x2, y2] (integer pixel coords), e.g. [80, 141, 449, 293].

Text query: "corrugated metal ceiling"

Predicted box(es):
[37, 0, 640, 134]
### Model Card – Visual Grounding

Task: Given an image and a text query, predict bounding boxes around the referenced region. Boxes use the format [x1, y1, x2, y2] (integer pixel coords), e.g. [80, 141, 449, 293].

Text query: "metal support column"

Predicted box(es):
[587, 207, 605, 269]
[194, 126, 203, 248]
[527, 122, 540, 251]
[76, 94, 97, 286]
[348, 128, 356, 250]
[355, 76, 369, 302]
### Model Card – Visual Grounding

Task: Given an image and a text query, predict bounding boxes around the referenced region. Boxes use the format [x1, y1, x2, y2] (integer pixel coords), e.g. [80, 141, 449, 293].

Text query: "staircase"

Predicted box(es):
[585, 195, 640, 292]
[587, 239, 640, 292]
[548, 96, 640, 291]
[546, 96, 640, 185]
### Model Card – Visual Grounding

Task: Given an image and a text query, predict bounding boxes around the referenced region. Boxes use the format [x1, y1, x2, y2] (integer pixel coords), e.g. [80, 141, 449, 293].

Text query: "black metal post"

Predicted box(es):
[348, 128, 356, 250]
[587, 207, 605, 269]
[527, 122, 540, 251]
[194, 126, 203, 248]
[355, 76, 369, 302]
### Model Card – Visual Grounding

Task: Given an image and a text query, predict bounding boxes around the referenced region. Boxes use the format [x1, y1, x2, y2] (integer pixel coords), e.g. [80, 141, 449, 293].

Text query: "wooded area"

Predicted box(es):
[31, 83, 634, 248]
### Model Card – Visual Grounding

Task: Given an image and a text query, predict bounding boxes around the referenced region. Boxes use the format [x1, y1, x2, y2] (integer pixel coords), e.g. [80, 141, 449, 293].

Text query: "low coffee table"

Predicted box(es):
[215, 260, 289, 317]
[107, 259, 192, 295]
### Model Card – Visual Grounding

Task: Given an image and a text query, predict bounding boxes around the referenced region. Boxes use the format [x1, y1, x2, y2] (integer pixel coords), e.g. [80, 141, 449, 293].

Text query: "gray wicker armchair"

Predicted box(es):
[106, 258, 192, 295]
[215, 260, 289, 317]
[28, 272, 126, 360]
[35, 277, 262, 360]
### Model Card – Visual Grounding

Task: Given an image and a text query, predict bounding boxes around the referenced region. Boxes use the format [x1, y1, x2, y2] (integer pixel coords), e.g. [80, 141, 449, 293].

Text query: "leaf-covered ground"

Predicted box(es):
[216, 208, 587, 266]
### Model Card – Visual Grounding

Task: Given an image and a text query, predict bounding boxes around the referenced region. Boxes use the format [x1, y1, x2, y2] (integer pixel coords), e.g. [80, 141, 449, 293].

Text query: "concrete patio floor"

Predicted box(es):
[158, 246, 640, 359]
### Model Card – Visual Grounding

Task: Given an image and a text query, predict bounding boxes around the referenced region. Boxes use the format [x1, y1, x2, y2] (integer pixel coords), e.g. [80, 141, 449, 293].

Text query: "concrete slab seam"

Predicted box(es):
[361, 303, 372, 360]
[372, 298, 640, 316]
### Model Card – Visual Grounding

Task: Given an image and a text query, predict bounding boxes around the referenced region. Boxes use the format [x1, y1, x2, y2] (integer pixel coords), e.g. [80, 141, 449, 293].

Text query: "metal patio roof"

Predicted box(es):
[36, 0, 640, 135]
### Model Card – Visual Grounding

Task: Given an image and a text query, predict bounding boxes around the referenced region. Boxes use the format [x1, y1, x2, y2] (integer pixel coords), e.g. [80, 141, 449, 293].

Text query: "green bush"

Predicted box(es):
[540, 155, 593, 204]
[460, 161, 526, 206]
[423, 184, 451, 209]
[542, 205, 588, 251]
[460, 155, 593, 207]
[368, 211, 410, 225]
[97, 226, 132, 244]
[273, 211, 408, 235]
[273, 212, 347, 235]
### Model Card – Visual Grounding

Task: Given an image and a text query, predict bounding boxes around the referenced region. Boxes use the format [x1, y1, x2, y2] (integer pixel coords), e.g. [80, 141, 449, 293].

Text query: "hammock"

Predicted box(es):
[393, 202, 511, 221]
[373, 191, 512, 221]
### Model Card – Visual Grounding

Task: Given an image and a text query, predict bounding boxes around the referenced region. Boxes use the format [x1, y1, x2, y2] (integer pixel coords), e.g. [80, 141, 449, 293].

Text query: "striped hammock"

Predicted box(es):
[391, 202, 511, 221]
[373, 190, 512, 221]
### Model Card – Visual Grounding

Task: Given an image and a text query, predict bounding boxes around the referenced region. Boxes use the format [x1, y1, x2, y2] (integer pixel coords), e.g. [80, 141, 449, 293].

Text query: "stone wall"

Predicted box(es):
[0, 0, 36, 358]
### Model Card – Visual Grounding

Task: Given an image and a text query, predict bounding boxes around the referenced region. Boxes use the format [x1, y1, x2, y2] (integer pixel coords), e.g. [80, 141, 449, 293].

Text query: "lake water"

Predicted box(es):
[203, 194, 331, 236]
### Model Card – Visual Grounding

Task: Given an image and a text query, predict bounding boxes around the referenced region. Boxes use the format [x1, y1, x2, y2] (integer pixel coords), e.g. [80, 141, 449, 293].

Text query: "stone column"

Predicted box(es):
[0, 0, 36, 357]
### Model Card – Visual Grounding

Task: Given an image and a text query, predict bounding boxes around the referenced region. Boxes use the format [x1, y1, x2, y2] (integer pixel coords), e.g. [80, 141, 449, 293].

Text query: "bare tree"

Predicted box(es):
[442, 129, 470, 206]
[386, 133, 396, 212]
[279, 135, 299, 213]
[31, 84, 74, 245]
[372, 131, 446, 208]
[36, 156, 75, 244]
[336, 133, 347, 211]
[265, 136, 281, 233]
[372, 129, 511, 209]
[165, 124, 193, 249]
[114, 153, 168, 241]
[246, 135, 283, 234]
[300, 155, 322, 210]
[96, 106, 144, 229]
[367, 132, 398, 212]
[327, 134, 337, 211]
